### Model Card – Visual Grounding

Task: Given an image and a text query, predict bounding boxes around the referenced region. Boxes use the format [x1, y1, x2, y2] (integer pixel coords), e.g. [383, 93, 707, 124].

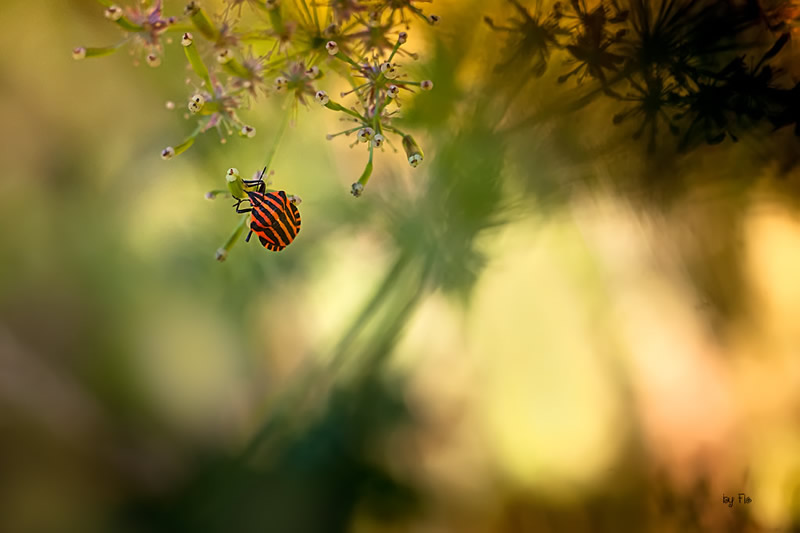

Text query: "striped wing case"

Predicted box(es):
[246, 190, 301, 251]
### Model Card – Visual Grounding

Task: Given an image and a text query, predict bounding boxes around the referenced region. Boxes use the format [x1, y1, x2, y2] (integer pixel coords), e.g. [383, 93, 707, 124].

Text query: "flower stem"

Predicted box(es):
[216, 214, 250, 262]
[263, 101, 292, 172]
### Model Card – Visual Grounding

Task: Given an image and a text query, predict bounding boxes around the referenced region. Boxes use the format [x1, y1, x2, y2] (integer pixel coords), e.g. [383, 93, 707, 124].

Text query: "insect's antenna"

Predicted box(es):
[260, 166, 267, 182]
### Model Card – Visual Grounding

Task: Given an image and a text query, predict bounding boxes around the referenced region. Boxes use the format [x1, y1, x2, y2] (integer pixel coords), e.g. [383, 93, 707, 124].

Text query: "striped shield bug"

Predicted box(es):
[232, 167, 302, 252]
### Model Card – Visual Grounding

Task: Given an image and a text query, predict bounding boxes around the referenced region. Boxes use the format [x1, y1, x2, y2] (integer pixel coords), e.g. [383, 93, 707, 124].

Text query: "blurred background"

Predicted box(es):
[1, 0, 800, 531]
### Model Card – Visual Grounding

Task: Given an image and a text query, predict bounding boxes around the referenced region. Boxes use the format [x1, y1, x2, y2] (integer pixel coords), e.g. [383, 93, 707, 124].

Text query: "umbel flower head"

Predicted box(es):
[75, 0, 441, 260]
[315, 29, 434, 195]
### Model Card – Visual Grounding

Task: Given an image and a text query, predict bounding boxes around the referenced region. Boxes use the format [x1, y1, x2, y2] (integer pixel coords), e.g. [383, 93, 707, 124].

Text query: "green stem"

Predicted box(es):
[189, 6, 220, 41]
[183, 40, 214, 93]
[357, 143, 374, 188]
[324, 100, 367, 122]
[382, 124, 409, 137]
[263, 101, 293, 172]
[387, 39, 402, 63]
[334, 50, 361, 69]
[222, 58, 252, 79]
[216, 214, 250, 262]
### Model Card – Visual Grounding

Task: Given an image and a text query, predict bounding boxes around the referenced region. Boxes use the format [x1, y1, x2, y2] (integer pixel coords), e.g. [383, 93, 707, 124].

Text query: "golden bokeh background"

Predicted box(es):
[0, 1, 799, 532]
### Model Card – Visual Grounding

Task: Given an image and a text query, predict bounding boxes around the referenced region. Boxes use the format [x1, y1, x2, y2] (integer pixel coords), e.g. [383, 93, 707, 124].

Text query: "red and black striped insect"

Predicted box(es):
[234, 168, 301, 252]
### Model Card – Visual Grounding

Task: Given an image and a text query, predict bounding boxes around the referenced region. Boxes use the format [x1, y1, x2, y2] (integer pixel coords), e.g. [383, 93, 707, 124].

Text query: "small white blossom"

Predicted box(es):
[315, 90, 330, 105]
[104, 6, 123, 21]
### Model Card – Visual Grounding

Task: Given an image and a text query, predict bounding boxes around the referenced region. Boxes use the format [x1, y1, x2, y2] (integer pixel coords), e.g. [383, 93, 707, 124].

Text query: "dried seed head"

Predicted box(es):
[428, 14, 440, 25]
[398, 31, 408, 44]
[241, 125, 256, 138]
[305, 65, 320, 79]
[104, 5, 123, 21]
[357, 127, 375, 143]
[372, 134, 384, 148]
[351, 183, 364, 197]
[408, 153, 423, 167]
[315, 90, 330, 105]
[420, 79, 433, 91]
[72, 47, 86, 60]
[146, 53, 161, 67]
[188, 94, 205, 113]
[161, 147, 176, 160]
[387, 84, 399, 98]
[326, 41, 339, 55]
[226, 168, 240, 182]
[181, 32, 193, 46]
[216, 49, 232, 63]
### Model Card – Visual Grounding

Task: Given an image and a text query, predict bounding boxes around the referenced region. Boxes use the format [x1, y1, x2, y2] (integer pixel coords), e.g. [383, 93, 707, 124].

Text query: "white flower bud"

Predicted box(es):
[420, 80, 433, 90]
[265, 0, 279, 9]
[357, 127, 374, 143]
[387, 85, 399, 98]
[165, 100, 175, 110]
[104, 5, 123, 21]
[274, 76, 288, 92]
[372, 134, 384, 148]
[188, 94, 205, 113]
[326, 41, 339, 55]
[226, 168, 240, 182]
[146, 53, 161, 67]
[351, 183, 364, 197]
[315, 90, 329, 105]
[215, 248, 228, 261]
[306, 65, 320, 79]
[380, 62, 398, 79]
[408, 153, 423, 167]
[241, 125, 256, 138]
[181, 32, 193, 46]
[288, 194, 302, 205]
[428, 14, 440, 25]
[72, 47, 86, 60]
[161, 146, 175, 160]
[216, 49, 232, 63]
[398, 31, 408, 44]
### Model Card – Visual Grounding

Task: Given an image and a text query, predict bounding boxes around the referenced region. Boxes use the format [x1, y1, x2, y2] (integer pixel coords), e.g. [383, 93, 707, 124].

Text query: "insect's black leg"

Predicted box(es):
[234, 197, 253, 213]
[245, 230, 253, 242]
